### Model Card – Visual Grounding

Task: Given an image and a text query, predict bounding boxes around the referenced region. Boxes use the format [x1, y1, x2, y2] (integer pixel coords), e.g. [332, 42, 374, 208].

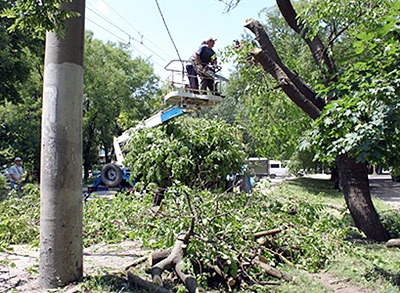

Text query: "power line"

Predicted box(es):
[86, 4, 168, 63]
[154, 0, 183, 64]
[99, 0, 175, 60]
[86, 17, 165, 70]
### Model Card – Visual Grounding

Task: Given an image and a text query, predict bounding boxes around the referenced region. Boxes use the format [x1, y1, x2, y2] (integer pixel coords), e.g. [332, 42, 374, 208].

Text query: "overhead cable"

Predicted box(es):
[86, 5, 168, 63]
[99, 0, 174, 60]
[154, 0, 183, 64]
[86, 17, 165, 70]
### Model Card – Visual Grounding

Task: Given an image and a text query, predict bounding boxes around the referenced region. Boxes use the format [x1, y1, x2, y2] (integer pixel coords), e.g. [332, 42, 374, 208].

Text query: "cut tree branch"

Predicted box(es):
[127, 272, 173, 293]
[147, 218, 204, 293]
[254, 228, 282, 238]
[244, 19, 325, 119]
[254, 258, 294, 282]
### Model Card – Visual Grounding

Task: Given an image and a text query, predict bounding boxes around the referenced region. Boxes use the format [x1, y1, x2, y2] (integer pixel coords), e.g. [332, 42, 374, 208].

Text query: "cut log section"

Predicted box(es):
[127, 271, 173, 293]
[386, 239, 400, 248]
[149, 249, 172, 266]
[255, 258, 294, 282]
[146, 219, 204, 293]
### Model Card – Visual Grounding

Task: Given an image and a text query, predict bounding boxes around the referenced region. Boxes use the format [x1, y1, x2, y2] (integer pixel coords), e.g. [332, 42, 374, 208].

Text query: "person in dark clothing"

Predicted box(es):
[186, 41, 207, 93]
[194, 37, 217, 95]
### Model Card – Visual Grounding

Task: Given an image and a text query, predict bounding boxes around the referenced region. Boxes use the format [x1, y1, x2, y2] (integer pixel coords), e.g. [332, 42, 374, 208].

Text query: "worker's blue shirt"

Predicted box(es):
[196, 46, 215, 66]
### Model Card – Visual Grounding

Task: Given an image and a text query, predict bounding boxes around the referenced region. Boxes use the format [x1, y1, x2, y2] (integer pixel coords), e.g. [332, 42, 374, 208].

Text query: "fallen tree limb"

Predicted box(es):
[254, 259, 294, 282]
[127, 272, 173, 293]
[125, 256, 148, 270]
[207, 263, 225, 279]
[175, 260, 206, 293]
[254, 228, 282, 238]
[149, 249, 171, 266]
[146, 218, 205, 293]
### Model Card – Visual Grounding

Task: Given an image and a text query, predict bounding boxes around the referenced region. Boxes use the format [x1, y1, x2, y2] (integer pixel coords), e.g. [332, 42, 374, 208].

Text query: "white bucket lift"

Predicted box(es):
[163, 60, 228, 109]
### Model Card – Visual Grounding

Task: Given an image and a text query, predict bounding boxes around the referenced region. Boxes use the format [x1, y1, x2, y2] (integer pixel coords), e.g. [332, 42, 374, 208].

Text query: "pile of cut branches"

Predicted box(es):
[109, 182, 356, 291]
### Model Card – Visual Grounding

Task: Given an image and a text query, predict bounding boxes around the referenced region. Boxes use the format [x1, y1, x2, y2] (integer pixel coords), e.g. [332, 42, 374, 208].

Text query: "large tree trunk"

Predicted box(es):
[337, 154, 389, 240]
[244, 2, 389, 241]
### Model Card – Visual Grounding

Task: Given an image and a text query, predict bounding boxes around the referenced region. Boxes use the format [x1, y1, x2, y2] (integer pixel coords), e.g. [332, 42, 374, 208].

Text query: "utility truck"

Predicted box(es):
[245, 158, 290, 179]
[85, 106, 186, 197]
[85, 60, 228, 198]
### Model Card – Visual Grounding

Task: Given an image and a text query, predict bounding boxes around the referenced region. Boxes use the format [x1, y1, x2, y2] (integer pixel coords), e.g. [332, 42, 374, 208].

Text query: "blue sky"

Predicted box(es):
[85, 0, 275, 79]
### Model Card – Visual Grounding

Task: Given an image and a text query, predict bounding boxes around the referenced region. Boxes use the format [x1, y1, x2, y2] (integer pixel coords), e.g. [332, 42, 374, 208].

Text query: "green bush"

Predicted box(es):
[124, 116, 247, 189]
[0, 174, 8, 197]
[380, 210, 400, 238]
[0, 184, 40, 250]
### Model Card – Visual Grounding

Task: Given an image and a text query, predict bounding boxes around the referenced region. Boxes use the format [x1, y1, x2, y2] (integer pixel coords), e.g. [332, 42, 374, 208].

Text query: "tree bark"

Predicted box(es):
[337, 154, 389, 240]
[244, 20, 324, 119]
[127, 272, 173, 293]
[244, 1, 389, 241]
[254, 259, 293, 281]
[276, 0, 337, 78]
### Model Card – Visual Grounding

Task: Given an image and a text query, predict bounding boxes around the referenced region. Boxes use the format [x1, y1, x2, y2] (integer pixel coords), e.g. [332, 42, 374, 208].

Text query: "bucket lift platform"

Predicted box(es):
[164, 90, 223, 108]
[163, 60, 228, 109]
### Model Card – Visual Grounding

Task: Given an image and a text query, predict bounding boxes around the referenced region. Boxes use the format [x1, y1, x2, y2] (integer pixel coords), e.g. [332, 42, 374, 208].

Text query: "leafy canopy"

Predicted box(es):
[124, 116, 247, 189]
[1, 0, 78, 38]
[307, 0, 400, 167]
[83, 32, 161, 176]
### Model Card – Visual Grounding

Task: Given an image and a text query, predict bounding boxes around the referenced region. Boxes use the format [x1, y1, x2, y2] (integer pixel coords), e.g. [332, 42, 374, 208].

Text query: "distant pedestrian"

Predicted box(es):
[9, 157, 24, 193]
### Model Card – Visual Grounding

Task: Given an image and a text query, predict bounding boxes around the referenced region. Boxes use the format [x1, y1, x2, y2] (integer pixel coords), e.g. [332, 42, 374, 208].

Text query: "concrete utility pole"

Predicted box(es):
[40, 0, 85, 288]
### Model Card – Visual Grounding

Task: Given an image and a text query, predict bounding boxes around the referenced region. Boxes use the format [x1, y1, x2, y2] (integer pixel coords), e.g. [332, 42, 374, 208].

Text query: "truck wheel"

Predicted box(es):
[101, 163, 123, 187]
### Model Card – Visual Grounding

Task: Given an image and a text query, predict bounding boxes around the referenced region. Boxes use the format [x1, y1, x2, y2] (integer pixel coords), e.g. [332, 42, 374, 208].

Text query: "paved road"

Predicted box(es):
[83, 174, 400, 209]
[305, 174, 400, 209]
[369, 174, 400, 209]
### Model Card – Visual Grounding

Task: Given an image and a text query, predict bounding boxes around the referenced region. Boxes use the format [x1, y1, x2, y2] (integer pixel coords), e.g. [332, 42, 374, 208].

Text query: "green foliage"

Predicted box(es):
[124, 116, 247, 188]
[309, 16, 400, 166]
[380, 210, 400, 238]
[0, 0, 45, 103]
[0, 184, 40, 250]
[82, 32, 161, 178]
[0, 174, 7, 195]
[0, 3, 44, 176]
[217, 6, 313, 160]
[0, 0, 79, 38]
[83, 193, 136, 246]
[0, 99, 42, 177]
[288, 146, 330, 174]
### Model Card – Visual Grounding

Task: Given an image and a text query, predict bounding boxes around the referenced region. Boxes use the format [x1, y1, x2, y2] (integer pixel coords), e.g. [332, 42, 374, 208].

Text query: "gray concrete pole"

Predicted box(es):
[40, 0, 85, 288]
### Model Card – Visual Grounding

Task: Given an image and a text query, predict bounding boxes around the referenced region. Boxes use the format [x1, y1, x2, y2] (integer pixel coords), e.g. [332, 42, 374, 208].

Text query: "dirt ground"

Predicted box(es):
[0, 241, 148, 292]
[1, 175, 399, 292]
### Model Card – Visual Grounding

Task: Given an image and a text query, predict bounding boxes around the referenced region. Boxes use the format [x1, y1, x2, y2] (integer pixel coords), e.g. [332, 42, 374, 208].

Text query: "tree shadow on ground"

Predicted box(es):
[80, 273, 178, 292]
[366, 265, 400, 289]
[80, 274, 133, 292]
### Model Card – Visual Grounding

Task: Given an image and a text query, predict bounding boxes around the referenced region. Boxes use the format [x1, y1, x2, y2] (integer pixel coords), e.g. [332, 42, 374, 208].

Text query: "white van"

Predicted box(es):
[268, 160, 290, 178]
[245, 158, 290, 179]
